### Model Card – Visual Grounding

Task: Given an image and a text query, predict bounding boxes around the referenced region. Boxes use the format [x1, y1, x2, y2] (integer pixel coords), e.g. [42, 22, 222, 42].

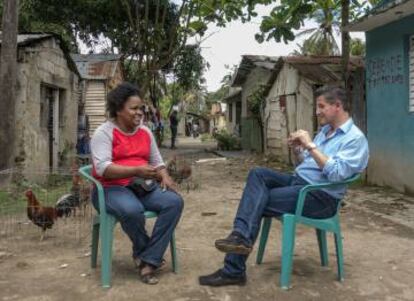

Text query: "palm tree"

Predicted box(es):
[294, 0, 341, 56]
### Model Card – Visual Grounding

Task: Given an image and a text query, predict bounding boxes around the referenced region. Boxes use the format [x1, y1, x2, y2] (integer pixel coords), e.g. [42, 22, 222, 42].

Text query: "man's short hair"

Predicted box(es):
[315, 85, 350, 112]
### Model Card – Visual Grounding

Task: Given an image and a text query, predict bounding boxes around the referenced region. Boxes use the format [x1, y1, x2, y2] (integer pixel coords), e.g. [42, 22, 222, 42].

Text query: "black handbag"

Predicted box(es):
[126, 177, 158, 198]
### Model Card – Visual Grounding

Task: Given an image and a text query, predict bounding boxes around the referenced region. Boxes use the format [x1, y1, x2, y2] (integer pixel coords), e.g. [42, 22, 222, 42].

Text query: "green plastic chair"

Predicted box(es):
[256, 174, 360, 290]
[79, 165, 178, 288]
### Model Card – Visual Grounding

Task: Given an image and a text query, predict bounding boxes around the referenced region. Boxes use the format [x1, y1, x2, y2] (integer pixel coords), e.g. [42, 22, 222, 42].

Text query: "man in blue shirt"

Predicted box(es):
[199, 85, 369, 287]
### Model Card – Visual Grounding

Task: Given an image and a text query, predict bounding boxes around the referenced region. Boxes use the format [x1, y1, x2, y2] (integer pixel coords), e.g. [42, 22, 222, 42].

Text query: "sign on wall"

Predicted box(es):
[366, 54, 404, 88]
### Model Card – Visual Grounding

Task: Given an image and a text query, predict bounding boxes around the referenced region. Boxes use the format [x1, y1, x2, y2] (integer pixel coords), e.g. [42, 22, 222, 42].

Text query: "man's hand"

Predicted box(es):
[288, 130, 313, 148]
[135, 165, 158, 179]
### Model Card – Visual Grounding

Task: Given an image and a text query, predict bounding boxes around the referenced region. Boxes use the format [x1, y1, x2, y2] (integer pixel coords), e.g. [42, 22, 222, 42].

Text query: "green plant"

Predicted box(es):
[247, 85, 268, 152]
[214, 130, 241, 151]
[200, 133, 212, 142]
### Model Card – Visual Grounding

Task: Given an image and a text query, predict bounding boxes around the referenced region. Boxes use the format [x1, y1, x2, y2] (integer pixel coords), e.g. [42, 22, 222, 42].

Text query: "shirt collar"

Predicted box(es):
[338, 118, 354, 133]
[321, 118, 353, 135]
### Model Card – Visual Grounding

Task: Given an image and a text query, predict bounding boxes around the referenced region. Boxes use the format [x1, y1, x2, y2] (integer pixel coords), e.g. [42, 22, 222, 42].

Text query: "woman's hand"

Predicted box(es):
[160, 174, 178, 193]
[157, 167, 179, 193]
[135, 165, 158, 179]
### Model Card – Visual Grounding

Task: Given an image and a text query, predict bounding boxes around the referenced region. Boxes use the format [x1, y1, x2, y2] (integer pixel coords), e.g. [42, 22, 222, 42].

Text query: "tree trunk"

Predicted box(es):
[341, 0, 351, 109]
[0, 0, 19, 170]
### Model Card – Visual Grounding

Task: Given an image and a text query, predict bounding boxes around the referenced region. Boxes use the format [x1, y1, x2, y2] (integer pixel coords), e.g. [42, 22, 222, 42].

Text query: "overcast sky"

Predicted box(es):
[196, 5, 365, 92]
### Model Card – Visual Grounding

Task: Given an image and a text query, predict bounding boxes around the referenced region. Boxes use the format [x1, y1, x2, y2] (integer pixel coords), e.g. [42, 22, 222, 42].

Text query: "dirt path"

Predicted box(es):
[1, 141, 413, 301]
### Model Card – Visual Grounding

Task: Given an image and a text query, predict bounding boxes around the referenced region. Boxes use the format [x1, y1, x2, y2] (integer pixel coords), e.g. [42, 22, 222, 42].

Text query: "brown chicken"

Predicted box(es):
[166, 156, 192, 184]
[25, 189, 68, 241]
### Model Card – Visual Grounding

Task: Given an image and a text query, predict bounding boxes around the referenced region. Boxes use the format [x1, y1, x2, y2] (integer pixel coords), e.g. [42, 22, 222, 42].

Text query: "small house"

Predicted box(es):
[71, 54, 124, 136]
[0, 33, 81, 173]
[263, 56, 365, 164]
[347, 0, 414, 193]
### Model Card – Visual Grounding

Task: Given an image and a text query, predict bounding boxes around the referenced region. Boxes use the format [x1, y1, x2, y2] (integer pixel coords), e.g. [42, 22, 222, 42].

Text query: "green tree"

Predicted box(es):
[350, 37, 365, 56]
[293, 0, 342, 55]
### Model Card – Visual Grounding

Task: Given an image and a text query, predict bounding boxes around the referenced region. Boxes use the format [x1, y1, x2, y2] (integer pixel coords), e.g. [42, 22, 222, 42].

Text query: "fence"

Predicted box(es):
[0, 167, 93, 249]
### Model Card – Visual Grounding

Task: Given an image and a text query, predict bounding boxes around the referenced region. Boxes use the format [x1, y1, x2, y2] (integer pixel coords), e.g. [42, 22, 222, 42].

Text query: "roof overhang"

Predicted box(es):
[223, 87, 242, 103]
[231, 55, 278, 86]
[346, 0, 414, 32]
[0, 32, 81, 78]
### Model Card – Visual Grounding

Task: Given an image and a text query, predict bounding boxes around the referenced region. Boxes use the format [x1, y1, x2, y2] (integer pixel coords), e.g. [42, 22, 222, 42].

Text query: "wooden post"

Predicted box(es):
[0, 0, 19, 170]
[52, 89, 60, 172]
[341, 0, 352, 110]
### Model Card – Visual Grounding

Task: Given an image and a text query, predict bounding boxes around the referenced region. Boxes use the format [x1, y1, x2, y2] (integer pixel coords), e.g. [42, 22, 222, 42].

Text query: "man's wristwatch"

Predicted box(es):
[305, 142, 317, 151]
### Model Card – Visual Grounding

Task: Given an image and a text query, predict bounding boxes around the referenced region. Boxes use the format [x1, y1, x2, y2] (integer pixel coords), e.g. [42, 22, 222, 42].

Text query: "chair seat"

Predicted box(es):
[93, 211, 159, 226]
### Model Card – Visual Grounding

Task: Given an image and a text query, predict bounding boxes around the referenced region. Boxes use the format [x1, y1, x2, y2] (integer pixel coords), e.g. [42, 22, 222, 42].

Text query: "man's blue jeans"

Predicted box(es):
[222, 167, 339, 277]
[92, 185, 183, 268]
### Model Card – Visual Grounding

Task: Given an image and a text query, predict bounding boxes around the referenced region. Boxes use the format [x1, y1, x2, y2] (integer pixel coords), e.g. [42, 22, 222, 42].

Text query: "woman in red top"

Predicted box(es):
[91, 82, 183, 284]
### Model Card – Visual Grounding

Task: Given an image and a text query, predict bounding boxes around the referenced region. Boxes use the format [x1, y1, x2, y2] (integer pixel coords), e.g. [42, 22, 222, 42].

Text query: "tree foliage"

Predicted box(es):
[255, 0, 373, 46]
[350, 37, 365, 56]
[174, 44, 209, 92]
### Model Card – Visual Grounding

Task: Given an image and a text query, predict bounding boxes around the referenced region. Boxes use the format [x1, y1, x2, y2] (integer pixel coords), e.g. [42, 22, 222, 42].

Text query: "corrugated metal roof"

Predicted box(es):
[346, 0, 414, 32]
[0, 33, 52, 46]
[70, 54, 122, 80]
[270, 56, 364, 90]
[71, 53, 122, 62]
[0, 32, 80, 77]
[231, 55, 279, 86]
[223, 87, 242, 102]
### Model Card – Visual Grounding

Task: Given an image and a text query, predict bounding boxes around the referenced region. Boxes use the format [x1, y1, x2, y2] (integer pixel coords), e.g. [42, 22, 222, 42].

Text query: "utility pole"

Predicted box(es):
[0, 0, 19, 171]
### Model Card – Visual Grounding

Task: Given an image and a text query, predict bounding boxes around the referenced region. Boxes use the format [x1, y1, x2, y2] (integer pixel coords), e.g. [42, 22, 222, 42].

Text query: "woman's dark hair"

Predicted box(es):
[315, 85, 350, 113]
[106, 82, 141, 118]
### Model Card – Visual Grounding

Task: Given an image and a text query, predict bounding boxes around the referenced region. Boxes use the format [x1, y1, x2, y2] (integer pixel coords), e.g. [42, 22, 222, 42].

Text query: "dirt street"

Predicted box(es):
[1, 138, 413, 301]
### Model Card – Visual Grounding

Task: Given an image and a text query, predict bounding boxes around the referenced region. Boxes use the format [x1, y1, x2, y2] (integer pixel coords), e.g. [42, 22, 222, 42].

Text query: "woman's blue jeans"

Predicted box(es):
[223, 167, 339, 277]
[92, 185, 183, 268]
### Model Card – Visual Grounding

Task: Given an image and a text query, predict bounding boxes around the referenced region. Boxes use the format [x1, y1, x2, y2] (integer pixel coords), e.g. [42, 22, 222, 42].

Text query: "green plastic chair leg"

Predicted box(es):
[280, 214, 296, 290]
[316, 229, 329, 266]
[91, 218, 100, 268]
[334, 229, 345, 281]
[100, 216, 116, 288]
[170, 231, 178, 273]
[256, 217, 272, 264]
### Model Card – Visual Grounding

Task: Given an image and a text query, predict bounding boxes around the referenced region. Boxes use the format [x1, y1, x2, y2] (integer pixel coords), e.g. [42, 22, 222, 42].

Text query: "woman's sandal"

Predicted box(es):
[139, 264, 159, 285]
[133, 257, 166, 271]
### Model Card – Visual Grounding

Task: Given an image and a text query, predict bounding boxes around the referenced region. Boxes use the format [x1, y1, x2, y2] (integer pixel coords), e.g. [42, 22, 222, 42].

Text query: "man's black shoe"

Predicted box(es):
[199, 269, 246, 286]
[215, 232, 252, 255]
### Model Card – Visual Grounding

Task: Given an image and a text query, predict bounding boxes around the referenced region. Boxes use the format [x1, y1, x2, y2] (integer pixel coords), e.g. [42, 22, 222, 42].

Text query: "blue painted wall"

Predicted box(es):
[366, 14, 414, 193]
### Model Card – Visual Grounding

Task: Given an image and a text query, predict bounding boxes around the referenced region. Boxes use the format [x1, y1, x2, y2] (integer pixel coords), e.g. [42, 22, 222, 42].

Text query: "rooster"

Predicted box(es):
[25, 189, 69, 241]
[166, 155, 192, 184]
[55, 163, 90, 217]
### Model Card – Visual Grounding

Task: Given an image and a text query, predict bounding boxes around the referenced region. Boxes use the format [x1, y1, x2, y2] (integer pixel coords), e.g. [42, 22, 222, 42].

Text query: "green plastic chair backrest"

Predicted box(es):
[295, 174, 360, 216]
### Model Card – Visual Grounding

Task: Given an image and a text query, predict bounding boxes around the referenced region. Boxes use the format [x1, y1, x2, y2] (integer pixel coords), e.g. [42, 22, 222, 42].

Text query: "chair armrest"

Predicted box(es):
[295, 174, 360, 217]
[78, 165, 108, 221]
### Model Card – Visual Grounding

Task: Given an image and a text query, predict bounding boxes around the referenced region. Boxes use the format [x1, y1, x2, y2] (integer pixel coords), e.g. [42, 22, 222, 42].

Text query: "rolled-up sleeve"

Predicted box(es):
[149, 132, 165, 168]
[322, 135, 369, 182]
[141, 126, 165, 168]
[90, 127, 113, 176]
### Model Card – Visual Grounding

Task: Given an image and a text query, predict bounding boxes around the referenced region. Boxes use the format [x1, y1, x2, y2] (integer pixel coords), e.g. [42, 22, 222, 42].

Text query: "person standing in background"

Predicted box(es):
[169, 110, 178, 149]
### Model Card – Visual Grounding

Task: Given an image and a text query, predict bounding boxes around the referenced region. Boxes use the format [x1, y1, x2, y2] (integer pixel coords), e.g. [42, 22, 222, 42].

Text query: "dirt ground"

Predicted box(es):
[1, 138, 414, 301]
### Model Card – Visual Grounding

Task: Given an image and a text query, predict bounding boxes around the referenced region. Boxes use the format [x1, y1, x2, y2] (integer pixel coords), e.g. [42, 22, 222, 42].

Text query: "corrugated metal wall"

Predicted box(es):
[85, 81, 106, 135]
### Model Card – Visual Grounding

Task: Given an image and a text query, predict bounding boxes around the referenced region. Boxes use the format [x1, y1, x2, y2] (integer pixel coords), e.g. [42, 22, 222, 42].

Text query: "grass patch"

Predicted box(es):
[0, 174, 73, 216]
